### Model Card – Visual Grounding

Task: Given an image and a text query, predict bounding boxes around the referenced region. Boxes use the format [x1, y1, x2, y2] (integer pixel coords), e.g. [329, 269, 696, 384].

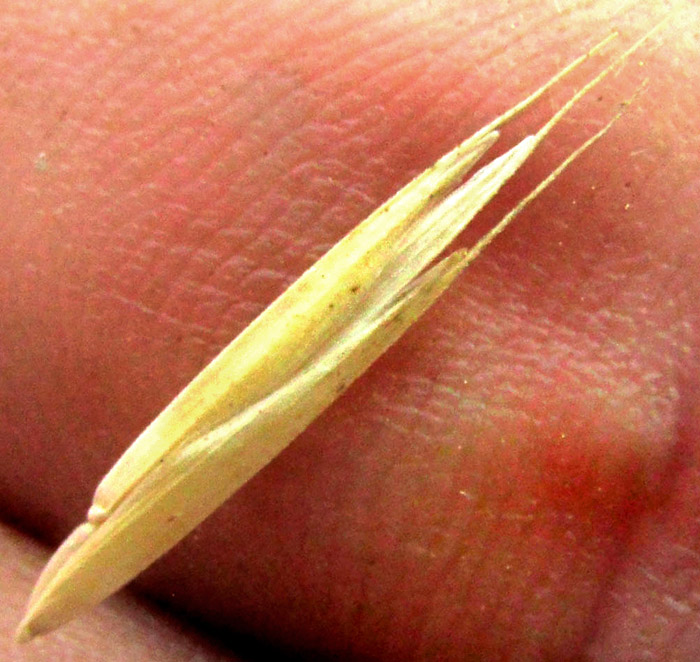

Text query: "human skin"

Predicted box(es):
[2, 0, 700, 660]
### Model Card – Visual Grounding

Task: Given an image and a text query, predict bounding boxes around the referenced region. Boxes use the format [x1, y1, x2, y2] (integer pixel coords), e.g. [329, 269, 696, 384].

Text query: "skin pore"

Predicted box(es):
[1, 1, 699, 660]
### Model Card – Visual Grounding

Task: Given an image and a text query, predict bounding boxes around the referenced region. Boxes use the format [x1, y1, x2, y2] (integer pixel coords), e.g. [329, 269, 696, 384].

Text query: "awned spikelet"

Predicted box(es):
[16, 23, 665, 642]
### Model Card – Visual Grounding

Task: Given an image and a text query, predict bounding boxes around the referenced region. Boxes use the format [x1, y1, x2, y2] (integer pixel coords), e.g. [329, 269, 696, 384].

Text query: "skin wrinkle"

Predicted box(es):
[103, 80, 311, 332]
[549, 496, 618, 658]
[367, 403, 445, 647]
[487, 533, 551, 659]
[436, 421, 551, 648]
[173, 22, 478, 342]
[453, 513, 529, 655]
[140, 76, 366, 329]
[25, 8, 188, 176]
[367, 375, 456, 646]
[52, 4, 306, 320]
[337, 399, 412, 647]
[497, 520, 555, 654]
[415, 499, 499, 654]
[658, 589, 696, 657]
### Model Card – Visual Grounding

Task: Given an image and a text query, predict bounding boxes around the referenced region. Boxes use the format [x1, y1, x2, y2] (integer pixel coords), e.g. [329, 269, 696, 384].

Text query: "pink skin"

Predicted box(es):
[2, 1, 700, 660]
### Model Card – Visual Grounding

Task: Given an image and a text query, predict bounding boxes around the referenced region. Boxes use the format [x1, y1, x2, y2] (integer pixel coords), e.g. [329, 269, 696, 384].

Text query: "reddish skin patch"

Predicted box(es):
[2, 1, 700, 660]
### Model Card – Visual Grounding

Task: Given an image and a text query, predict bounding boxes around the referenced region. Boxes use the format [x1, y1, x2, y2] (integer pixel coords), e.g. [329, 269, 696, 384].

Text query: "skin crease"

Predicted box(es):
[1, 0, 700, 660]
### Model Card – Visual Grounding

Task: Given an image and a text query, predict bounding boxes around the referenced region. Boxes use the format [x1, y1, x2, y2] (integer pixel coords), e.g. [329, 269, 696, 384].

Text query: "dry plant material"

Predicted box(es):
[16, 23, 664, 642]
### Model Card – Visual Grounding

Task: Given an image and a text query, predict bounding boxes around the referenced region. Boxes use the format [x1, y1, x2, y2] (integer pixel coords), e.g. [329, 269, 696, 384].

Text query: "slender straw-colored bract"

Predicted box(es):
[17, 23, 665, 642]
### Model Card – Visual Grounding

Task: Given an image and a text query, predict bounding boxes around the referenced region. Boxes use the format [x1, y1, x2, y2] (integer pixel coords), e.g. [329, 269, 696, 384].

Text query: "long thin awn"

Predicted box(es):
[16, 23, 665, 642]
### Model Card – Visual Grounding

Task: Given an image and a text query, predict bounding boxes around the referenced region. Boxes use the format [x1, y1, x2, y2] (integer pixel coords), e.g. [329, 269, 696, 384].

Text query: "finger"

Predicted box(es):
[1, 0, 699, 660]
